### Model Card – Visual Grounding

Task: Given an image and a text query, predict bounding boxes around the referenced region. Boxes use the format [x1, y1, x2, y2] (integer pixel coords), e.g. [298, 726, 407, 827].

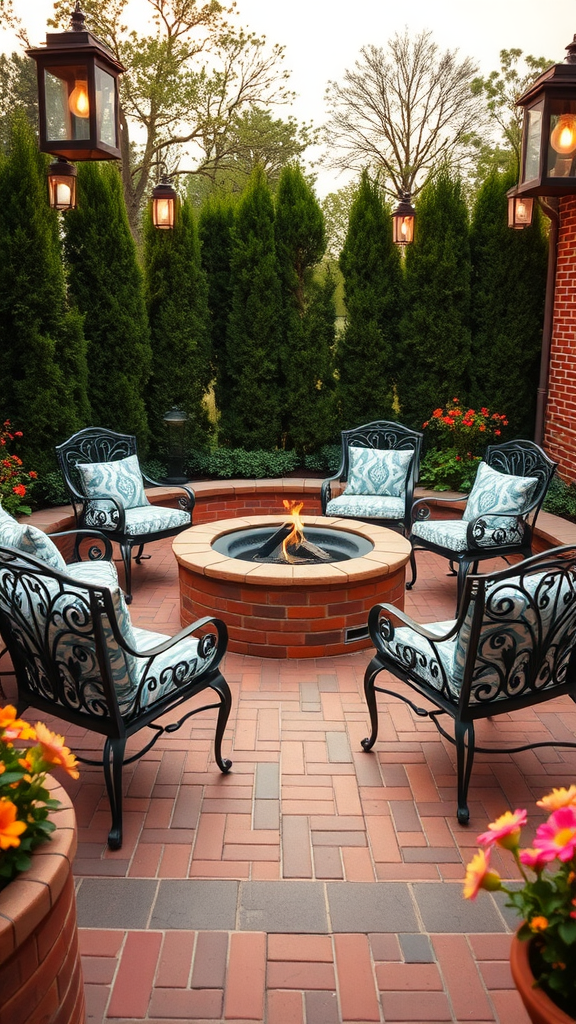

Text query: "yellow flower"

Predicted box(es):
[34, 722, 79, 780]
[0, 798, 27, 849]
[537, 786, 576, 812]
[529, 916, 549, 932]
[0, 705, 36, 742]
[463, 849, 502, 899]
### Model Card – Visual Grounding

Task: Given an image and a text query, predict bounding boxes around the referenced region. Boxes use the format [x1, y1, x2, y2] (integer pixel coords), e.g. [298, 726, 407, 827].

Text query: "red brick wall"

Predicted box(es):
[544, 194, 576, 482]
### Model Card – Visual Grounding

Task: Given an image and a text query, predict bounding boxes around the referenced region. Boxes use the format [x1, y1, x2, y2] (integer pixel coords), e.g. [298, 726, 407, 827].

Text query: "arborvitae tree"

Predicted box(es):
[274, 164, 336, 452]
[335, 172, 402, 428]
[0, 113, 89, 477]
[198, 194, 235, 421]
[144, 200, 212, 455]
[63, 162, 151, 450]
[220, 166, 283, 449]
[469, 169, 547, 436]
[399, 169, 471, 429]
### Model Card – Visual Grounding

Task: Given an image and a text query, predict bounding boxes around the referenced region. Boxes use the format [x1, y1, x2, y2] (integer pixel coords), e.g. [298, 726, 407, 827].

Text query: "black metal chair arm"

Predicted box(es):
[368, 602, 461, 652]
[410, 493, 469, 525]
[47, 528, 115, 562]
[464, 509, 530, 549]
[141, 476, 196, 511]
[112, 614, 228, 671]
[76, 492, 126, 532]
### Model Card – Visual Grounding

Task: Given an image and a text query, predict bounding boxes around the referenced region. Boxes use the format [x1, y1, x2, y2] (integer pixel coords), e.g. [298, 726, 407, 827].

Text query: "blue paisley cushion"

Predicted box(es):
[0, 517, 67, 571]
[0, 503, 13, 522]
[126, 626, 216, 713]
[344, 447, 412, 498]
[66, 559, 119, 587]
[463, 462, 538, 532]
[453, 569, 576, 700]
[326, 494, 405, 520]
[380, 619, 460, 696]
[78, 455, 148, 524]
[84, 503, 190, 535]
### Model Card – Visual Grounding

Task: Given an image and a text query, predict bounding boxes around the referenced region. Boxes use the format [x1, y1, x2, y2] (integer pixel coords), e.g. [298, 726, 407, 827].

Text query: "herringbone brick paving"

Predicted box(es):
[6, 534, 576, 1023]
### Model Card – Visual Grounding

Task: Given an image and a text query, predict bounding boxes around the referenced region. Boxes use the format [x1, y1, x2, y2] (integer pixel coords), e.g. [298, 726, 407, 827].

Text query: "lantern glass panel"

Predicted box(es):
[44, 65, 90, 142]
[95, 65, 117, 147]
[547, 98, 576, 179]
[522, 104, 543, 184]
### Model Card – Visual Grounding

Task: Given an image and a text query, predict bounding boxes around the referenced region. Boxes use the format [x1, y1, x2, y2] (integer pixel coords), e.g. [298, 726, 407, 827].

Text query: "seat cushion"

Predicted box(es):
[463, 461, 538, 533]
[411, 519, 470, 552]
[121, 506, 190, 536]
[78, 454, 149, 526]
[344, 447, 412, 498]
[0, 516, 67, 571]
[379, 619, 460, 697]
[128, 626, 218, 711]
[66, 559, 119, 587]
[326, 494, 405, 520]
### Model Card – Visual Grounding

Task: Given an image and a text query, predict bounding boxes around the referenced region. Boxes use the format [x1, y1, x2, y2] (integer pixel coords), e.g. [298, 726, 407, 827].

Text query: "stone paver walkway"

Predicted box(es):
[5, 532, 576, 1023]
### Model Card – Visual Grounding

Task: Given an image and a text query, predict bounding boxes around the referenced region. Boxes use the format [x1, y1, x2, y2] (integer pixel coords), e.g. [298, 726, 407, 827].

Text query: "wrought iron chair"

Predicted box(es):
[408, 440, 557, 607]
[362, 545, 576, 824]
[321, 421, 423, 534]
[56, 427, 196, 602]
[0, 544, 232, 850]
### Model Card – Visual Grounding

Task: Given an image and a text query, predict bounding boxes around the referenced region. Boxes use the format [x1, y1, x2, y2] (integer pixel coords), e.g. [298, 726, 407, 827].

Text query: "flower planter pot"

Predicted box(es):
[510, 930, 574, 1024]
[0, 778, 85, 1024]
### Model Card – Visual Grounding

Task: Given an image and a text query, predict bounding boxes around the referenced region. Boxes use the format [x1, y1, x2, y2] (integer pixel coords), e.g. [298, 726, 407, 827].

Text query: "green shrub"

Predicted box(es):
[543, 476, 576, 520]
[304, 445, 342, 474]
[419, 447, 481, 493]
[185, 447, 300, 479]
[34, 471, 69, 509]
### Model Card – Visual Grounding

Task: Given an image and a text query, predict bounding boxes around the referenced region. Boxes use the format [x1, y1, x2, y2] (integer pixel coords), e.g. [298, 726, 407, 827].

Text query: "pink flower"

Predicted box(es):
[533, 807, 576, 862]
[520, 847, 556, 870]
[477, 809, 527, 850]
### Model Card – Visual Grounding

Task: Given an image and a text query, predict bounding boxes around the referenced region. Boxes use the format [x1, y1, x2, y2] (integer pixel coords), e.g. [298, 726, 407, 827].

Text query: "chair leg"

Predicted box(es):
[102, 736, 127, 850]
[456, 559, 472, 611]
[210, 673, 233, 773]
[134, 544, 150, 564]
[454, 720, 475, 825]
[361, 658, 381, 751]
[406, 547, 418, 590]
[120, 541, 133, 604]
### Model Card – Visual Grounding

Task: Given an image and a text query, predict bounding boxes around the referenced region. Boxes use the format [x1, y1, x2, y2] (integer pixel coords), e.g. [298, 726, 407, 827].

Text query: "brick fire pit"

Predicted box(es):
[173, 515, 411, 659]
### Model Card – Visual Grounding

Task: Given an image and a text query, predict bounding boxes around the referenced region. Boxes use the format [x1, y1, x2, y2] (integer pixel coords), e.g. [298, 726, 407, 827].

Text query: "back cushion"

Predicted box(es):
[77, 454, 148, 526]
[344, 447, 413, 498]
[463, 462, 538, 531]
[453, 567, 576, 699]
[0, 516, 67, 571]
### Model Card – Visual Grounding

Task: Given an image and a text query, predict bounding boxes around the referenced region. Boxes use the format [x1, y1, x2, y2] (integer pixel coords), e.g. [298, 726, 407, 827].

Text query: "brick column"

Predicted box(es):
[544, 194, 576, 482]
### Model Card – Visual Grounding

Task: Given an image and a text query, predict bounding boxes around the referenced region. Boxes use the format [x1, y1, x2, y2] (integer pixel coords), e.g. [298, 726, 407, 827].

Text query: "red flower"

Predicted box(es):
[494, 430, 501, 436]
[479, 425, 486, 432]
[12, 485, 26, 497]
[422, 421, 429, 429]
[480, 407, 489, 417]
[29, 471, 37, 479]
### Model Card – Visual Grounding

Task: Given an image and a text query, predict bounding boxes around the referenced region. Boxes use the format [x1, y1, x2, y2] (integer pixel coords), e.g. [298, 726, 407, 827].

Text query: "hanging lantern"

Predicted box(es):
[162, 407, 188, 483]
[152, 177, 177, 230]
[392, 193, 416, 245]
[506, 187, 534, 229]
[516, 36, 576, 196]
[47, 158, 77, 210]
[26, 2, 125, 163]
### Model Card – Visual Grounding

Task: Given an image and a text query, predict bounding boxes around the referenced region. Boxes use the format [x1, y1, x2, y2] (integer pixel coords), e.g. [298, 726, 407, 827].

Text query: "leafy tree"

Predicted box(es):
[48, 0, 295, 236]
[398, 169, 471, 430]
[336, 171, 402, 428]
[321, 180, 360, 260]
[220, 166, 283, 448]
[144, 199, 212, 455]
[198, 192, 235, 420]
[471, 49, 553, 168]
[0, 113, 89, 476]
[0, 52, 37, 151]
[324, 31, 483, 201]
[63, 162, 151, 449]
[469, 169, 547, 436]
[274, 164, 335, 452]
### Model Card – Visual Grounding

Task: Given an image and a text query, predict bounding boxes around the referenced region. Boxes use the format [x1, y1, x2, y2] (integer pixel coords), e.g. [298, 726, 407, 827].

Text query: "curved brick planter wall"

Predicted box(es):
[0, 779, 85, 1024]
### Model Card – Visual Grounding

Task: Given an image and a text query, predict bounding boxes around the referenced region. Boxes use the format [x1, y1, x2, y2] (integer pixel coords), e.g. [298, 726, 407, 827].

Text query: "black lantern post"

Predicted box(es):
[27, 2, 125, 209]
[163, 407, 188, 484]
[392, 192, 416, 245]
[152, 176, 177, 230]
[516, 36, 576, 198]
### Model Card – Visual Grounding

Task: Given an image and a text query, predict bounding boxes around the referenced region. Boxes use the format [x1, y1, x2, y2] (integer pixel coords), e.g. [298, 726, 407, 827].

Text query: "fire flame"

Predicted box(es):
[282, 500, 304, 561]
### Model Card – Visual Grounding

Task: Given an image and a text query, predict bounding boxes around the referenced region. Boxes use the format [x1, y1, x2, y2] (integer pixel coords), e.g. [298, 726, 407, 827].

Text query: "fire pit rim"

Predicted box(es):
[173, 515, 411, 586]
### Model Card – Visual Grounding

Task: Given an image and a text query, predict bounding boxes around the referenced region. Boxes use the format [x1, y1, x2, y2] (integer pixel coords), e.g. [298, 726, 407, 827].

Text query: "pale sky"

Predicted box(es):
[2, 0, 576, 195]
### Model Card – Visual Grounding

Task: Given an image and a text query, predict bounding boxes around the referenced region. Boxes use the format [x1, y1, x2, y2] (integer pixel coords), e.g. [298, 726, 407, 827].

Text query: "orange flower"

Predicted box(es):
[0, 706, 36, 743]
[34, 722, 79, 779]
[537, 786, 576, 812]
[530, 916, 549, 932]
[0, 798, 27, 849]
[463, 848, 501, 899]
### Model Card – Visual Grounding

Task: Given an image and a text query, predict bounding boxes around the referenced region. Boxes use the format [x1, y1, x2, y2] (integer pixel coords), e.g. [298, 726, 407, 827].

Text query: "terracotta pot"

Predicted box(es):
[0, 778, 85, 1024]
[510, 930, 574, 1024]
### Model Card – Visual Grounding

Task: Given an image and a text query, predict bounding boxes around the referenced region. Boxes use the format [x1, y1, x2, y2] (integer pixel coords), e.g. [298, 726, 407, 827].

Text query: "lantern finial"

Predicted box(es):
[70, 3, 86, 32]
[565, 35, 576, 64]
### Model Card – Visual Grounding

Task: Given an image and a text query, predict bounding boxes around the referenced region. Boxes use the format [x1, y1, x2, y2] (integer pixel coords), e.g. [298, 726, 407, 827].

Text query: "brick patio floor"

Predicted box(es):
[5, 534, 576, 1023]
